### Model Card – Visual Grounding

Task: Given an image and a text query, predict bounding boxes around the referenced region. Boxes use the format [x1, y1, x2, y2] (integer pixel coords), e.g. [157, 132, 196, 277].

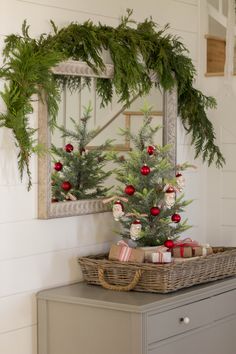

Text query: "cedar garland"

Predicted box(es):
[0, 10, 224, 190]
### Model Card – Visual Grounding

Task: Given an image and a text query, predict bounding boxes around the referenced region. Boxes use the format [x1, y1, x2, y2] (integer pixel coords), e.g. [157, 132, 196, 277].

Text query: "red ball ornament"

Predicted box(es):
[150, 206, 161, 216]
[65, 143, 74, 153]
[176, 172, 182, 178]
[54, 161, 63, 171]
[164, 240, 174, 249]
[171, 213, 181, 223]
[147, 145, 155, 155]
[61, 181, 72, 191]
[140, 164, 151, 175]
[124, 185, 135, 196]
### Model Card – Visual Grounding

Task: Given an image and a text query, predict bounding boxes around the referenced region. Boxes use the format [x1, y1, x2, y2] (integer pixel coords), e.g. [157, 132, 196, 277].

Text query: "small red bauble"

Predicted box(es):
[61, 181, 72, 191]
[176, 172, 182, 178]
[54, 161, 63, 171]
[124, 185, 135, 195]
[150, 206, 161, 216]
[164, 240, 174, 249]
[147, 145, 155, 155]
[140, 164, 151, 175]
[171, 213, 181, 223]
[65, 143, 74, 153]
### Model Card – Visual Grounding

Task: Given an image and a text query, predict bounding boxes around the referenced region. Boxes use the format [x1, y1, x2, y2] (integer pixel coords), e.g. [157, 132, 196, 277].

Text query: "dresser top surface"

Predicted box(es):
[37, 277, 236, 313]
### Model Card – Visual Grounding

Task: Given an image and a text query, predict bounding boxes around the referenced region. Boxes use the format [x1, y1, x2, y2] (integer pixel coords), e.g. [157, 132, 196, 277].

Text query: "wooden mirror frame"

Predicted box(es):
[38, 60, 177, 219]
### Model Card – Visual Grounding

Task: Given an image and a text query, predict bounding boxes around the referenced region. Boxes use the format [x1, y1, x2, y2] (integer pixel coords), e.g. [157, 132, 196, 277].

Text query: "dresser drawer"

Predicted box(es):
[212, 289, 236, 321]
[148, 314, 236, 354]
[147, 298, 213, 343]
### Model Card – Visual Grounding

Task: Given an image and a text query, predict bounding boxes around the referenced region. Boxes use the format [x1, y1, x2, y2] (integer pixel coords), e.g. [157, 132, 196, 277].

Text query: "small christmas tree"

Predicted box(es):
[51, 104, 112, 201]
[107, 107, 192, 246]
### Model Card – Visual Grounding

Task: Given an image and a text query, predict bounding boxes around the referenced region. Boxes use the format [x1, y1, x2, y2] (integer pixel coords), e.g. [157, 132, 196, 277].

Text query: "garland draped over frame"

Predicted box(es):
[0, 10, 224, 190]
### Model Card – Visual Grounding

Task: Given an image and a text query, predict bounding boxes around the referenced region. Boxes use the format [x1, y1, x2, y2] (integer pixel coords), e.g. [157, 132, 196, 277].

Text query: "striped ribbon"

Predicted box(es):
[156, 246, 166, 263]
[117, 240, 132, 262]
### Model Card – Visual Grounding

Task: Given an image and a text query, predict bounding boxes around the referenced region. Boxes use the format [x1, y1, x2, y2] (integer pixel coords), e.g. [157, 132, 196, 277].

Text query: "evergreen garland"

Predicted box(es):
[0, 10, 224, 189]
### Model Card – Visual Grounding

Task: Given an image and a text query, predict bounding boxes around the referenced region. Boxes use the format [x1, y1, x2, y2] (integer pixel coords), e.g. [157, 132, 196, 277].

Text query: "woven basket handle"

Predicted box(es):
[98, 268, 143, 291]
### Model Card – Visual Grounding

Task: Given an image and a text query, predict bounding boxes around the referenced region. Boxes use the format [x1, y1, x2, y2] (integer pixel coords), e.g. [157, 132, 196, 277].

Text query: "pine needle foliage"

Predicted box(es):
[109, 107, 192, 246]
[0, 21, 63, 189]
[51, 105, 112, 201]
[0, 10, 224, 189]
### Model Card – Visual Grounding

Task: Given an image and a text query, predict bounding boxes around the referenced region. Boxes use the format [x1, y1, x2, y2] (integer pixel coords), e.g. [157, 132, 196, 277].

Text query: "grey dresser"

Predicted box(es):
[37, 278, 236, 354]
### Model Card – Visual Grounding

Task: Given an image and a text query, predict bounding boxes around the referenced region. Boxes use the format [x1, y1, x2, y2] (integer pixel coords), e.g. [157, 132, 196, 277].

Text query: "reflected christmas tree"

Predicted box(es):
[51, 104, 112, 201]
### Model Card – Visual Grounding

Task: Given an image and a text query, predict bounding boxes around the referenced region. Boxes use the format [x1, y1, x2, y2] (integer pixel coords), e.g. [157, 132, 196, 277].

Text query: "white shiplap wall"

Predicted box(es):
[198, 0, 236, 247]
[0, 1, 204, 353]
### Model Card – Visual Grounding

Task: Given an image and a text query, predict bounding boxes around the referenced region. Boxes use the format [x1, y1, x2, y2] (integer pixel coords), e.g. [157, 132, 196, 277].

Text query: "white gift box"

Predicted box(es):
[140, 246, 172, 263]
[151, 251, 172, 263]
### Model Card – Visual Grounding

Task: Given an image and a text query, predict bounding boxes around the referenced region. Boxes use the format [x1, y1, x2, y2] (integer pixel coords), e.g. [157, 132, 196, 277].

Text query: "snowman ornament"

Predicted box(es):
[112, 200, 124, 221]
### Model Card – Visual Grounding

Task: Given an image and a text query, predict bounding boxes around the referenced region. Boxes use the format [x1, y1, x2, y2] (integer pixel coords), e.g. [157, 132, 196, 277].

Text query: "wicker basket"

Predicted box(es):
[78, 247, 236, 293]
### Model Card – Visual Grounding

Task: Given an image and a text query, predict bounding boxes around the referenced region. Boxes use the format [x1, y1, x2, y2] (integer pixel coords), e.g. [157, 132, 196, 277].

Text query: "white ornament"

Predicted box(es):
[164, 187, 176, 208]
[112, 201, 124, 221]
[165, 192, 175, 208]
[80, 148, 89, 156]
[130, 220, 142, 240]
[176, 173, 185, 191]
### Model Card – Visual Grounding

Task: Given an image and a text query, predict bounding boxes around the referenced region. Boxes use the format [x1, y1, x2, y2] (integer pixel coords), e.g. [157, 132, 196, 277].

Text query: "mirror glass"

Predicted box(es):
[38, 61, 177, 219]
[51, 82, 163, 197]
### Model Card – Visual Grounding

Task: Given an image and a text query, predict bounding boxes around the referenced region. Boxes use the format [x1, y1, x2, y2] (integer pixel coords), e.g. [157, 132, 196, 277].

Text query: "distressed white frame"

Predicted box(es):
[38, 60, 177, 219]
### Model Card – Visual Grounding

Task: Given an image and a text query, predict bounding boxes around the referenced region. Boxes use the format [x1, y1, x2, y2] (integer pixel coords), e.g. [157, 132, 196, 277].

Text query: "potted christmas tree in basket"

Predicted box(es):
[78, 107, 236, 293]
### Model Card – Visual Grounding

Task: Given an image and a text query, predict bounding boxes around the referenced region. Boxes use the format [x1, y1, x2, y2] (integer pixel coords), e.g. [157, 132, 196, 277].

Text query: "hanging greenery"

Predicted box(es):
[0, 9, 224, 190]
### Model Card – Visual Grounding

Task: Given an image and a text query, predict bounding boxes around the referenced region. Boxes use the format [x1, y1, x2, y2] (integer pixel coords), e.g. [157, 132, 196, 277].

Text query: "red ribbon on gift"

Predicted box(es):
[117, 240, 132, 262]
[172, 238, 199, 258]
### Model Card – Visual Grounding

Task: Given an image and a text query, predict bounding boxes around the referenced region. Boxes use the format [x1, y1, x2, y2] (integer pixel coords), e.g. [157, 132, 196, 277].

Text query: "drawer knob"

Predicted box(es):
[180, 316, 190, 324]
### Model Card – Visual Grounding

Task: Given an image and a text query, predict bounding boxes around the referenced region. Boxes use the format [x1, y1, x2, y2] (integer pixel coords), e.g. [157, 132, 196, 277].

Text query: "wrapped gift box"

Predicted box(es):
[192, 245, 213, 257]
[172, 246, 193, 258]
[172, 243, 213, 258]
[151, 251, 172, 263]
[140, 246, 172, 263]
[109, 243, 145, 263]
